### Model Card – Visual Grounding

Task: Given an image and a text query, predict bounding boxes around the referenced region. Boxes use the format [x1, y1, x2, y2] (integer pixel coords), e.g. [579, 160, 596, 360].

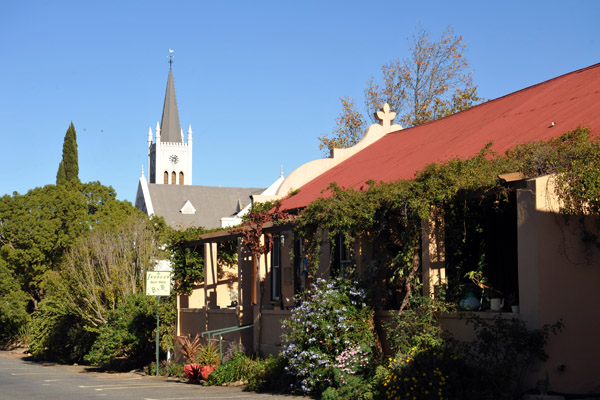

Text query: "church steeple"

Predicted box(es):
[160, 69, 182, 143]
[147, 51, 193, 185]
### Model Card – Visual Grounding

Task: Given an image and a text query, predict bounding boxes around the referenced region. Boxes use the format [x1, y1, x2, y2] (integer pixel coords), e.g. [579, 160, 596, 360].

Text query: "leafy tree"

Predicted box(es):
[0, 182, 138, 304]
[0, 184, 88, 301]
[318, 97, 367, 156]
[365, 26, 481, 128]
[29, 212, 169, 364]
[318, 27, 481, 154]
[56, 122, 80, 185]
[0, 259, 31, 347]
[59, 212, 166, 329]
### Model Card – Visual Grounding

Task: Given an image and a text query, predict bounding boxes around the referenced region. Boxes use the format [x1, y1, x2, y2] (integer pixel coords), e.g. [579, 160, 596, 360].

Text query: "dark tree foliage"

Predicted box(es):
[0, 259, 30, 347]
[0, 181, 138, 303]
[56, 122, 80, 185]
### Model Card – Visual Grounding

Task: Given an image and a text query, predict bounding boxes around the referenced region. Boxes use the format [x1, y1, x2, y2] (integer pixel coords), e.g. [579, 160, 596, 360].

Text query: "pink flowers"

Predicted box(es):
[333, 344, 371, 382]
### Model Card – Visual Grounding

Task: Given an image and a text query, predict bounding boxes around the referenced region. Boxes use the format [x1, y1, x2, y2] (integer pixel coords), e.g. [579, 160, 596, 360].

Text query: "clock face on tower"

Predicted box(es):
[169, 154, 179, 164]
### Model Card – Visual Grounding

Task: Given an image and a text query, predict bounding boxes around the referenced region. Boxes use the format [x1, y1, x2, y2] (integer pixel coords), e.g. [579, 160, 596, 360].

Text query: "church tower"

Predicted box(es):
[148, 62, 193, 185]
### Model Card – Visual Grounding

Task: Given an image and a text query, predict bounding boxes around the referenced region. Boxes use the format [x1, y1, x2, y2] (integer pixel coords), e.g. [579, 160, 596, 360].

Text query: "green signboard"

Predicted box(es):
[145, 271, 171, 296]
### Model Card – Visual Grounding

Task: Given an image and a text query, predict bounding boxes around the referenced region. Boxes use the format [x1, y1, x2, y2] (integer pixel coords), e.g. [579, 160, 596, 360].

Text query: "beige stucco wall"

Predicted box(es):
[187, 286, 204, 308]
[517, 175, 600, 393]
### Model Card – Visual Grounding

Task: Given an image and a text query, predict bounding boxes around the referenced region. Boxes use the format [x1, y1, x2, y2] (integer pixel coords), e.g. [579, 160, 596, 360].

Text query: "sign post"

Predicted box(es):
[146, 271, 171, 376]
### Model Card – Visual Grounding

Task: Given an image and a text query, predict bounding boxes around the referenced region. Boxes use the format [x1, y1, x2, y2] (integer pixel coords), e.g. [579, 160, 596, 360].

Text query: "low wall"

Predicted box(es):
[180, 307, 517, 359]
[179, 308, 206, 337]
[258, 309, 290, 356]
[376, 310, 521, 353]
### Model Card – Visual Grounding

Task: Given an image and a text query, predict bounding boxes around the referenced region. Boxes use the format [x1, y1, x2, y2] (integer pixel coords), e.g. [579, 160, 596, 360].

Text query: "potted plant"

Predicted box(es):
[177, 334, 202, 382]
[464, 270, 504, 310]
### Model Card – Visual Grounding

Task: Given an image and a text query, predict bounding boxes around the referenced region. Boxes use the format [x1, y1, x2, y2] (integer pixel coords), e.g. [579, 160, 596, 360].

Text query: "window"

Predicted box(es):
[171, 171, 176, 185]
[271, 235, 281, 301]
[163, 171, 168, 184]
[292, 237, 304, 294]
[444, 192, 519, 307]
[331, 234, 352, 278]
[179, 172, 184, 185]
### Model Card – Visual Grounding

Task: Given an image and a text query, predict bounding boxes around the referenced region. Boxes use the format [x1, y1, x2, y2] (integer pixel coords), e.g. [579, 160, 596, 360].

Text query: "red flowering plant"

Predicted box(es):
[178, 334, 202, 382]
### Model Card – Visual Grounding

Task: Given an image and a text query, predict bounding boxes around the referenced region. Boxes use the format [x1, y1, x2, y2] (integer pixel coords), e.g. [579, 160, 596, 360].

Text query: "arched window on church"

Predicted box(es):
[164, 171, 169, 184]
[179, 172, 184, 185]
[171, 172, 176, 184]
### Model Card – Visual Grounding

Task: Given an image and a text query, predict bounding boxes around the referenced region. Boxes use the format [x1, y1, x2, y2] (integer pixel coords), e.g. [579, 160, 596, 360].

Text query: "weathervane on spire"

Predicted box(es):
[168, 49, 174, 69]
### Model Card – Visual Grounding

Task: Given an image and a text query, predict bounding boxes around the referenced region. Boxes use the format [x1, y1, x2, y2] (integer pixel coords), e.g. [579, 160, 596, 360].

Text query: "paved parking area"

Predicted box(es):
[0, 349, 302, 400]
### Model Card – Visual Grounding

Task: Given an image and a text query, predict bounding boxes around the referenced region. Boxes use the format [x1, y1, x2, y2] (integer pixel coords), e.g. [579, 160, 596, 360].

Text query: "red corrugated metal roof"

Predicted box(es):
[281, 63, 600, 211]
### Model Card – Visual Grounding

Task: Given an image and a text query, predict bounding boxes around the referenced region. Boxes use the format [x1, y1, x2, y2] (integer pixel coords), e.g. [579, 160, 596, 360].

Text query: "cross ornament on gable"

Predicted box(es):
[375, 103, 396, 129]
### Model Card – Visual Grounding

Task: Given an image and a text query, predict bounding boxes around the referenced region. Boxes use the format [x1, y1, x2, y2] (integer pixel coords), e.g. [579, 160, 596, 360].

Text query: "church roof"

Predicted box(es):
[147, 184, 264, 229]
[280, 63, 600, 211]
[160, 69, 182, 143]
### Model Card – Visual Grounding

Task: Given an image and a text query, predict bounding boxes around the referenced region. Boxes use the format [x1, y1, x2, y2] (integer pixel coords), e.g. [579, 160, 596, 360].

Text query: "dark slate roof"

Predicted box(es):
[147, 184, 264, 229]
[280, 63, 600, 211]
[160, 69, 182, 143]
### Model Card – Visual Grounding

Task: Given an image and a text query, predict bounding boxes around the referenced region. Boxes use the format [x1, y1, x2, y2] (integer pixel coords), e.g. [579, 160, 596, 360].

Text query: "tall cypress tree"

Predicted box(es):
[56, 122, 80, 185]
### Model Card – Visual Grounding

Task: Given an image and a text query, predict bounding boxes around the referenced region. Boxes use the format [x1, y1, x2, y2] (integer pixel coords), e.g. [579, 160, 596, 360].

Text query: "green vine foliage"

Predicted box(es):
[168, 227, 238, 295]
[168, 226, 206, 295]
[293, 127, 600, 309]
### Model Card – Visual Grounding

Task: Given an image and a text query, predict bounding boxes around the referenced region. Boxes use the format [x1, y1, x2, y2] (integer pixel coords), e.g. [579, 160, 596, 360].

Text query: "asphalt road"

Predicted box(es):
[0, 350, 301, 400]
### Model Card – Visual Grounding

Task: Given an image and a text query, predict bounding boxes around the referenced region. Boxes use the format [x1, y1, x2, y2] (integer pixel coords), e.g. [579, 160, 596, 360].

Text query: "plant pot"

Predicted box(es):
[460, 291, 480, 310]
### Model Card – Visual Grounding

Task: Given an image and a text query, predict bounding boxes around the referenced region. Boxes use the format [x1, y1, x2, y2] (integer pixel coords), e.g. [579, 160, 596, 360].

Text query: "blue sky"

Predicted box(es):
[1, 1, 598, 203]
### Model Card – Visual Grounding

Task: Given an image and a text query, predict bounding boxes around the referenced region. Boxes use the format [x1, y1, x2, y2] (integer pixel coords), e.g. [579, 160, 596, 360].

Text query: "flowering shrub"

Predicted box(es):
[382, 346, 474, 400]
[281, 278, 378, 396]
[333, 343, 371, 383]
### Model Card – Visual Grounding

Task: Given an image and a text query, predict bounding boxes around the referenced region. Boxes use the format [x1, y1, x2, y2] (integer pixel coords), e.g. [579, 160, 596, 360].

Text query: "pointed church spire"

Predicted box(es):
[160, 68, 182, 143]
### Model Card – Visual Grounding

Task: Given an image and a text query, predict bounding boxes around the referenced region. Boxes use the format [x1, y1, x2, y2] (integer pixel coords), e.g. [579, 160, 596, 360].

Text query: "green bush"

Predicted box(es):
[246, 355, 291, 393]
[85, 293, 173, 369]
[458, 315, 564, 399]
[320, 364, 388, 400]
[146, 360, 184, 377]
[29, 295, 96, 363]
[207, 343, 253, 385]
[385, 295, 453, 356]
[381, 346, 476, 400]
[281, 278, 379, 397]
[0, 261, 31, 348]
